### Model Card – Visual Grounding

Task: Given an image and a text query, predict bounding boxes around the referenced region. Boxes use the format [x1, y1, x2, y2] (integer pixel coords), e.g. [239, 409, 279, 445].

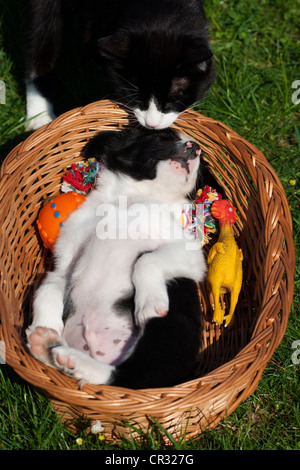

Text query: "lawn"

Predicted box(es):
[0, 0, 299, 450]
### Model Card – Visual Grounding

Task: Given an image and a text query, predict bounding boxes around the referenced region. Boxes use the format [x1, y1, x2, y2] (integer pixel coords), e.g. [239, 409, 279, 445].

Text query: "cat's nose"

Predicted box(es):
[146, 121, 159, 129]
[144, 101, 165, 128]
[145, 114, 162, 128]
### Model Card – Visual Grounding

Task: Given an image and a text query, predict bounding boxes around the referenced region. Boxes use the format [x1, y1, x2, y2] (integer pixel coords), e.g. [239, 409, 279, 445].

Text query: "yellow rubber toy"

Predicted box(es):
[206, 199, 243, 327]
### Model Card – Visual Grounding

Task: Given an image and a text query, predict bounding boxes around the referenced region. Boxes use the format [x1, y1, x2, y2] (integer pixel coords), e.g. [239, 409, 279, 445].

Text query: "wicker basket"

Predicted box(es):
[0, 100, 295, 442]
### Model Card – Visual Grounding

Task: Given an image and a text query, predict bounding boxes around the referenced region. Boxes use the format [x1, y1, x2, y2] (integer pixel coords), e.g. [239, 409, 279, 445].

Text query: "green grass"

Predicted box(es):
[0, 0, 299, 451]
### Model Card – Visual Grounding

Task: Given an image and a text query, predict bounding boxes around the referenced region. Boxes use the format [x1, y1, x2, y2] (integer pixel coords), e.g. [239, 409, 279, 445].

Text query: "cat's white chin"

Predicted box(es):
[134, 99, 179, 129]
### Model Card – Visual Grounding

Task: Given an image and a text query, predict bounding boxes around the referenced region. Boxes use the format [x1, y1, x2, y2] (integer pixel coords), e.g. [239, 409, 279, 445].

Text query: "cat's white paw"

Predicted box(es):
[26, 82, 55, 130]
[26, 111, 54, 131]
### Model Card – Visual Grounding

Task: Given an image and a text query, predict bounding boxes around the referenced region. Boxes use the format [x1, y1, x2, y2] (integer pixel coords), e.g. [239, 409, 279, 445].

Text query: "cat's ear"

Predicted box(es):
[98, 35, 128, 60]
[184, 37, 213, 69]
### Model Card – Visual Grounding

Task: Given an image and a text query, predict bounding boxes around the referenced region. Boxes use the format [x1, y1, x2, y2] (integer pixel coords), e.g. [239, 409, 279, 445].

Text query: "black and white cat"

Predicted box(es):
[24, 0, 214, 130]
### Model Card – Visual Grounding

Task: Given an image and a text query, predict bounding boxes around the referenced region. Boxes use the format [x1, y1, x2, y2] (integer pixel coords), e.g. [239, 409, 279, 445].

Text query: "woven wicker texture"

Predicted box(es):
[0, 100, 295, 441]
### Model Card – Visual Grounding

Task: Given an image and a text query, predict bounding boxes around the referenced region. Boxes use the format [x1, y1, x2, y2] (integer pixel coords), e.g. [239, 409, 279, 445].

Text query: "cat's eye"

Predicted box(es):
[174, 64, 187, 76]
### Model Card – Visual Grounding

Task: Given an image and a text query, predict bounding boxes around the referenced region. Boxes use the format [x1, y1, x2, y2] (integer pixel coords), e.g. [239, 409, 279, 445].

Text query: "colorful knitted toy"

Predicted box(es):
[181, 185, 222, 245]
[61, 158, 101, 194]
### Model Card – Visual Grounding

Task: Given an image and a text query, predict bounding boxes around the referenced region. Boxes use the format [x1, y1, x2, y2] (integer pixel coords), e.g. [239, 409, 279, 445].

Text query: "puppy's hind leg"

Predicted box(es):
[50, 346, 115, 386]
[27, 327, 114, 385]
[28, 271, 66, 336]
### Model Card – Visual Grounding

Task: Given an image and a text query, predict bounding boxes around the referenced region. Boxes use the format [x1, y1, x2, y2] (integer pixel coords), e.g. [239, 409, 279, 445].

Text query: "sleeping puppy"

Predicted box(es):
[26, 127, 206, 389]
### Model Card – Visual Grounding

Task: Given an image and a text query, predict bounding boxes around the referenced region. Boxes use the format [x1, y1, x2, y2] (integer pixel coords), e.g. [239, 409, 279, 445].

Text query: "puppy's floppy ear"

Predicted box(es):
[84, 131, 119, 161]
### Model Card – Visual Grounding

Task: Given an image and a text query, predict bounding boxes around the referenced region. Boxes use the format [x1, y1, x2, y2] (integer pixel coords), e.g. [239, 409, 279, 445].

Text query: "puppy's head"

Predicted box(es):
[84, 127, 201, 196]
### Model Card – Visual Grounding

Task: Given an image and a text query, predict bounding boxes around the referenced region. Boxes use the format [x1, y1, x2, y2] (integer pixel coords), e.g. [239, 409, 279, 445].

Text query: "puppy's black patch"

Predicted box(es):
[109, 278, 202, 389]
[84, 126, 199, 181]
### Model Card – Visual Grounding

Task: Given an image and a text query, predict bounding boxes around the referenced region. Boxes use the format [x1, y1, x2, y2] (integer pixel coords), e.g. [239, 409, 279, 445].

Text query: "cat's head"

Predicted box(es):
[98, 29, 214, 129]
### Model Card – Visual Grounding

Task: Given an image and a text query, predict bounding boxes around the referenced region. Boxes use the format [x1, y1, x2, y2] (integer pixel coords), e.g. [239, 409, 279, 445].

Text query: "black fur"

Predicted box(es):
[23, 0, 214, 119]
[84, 126, 200, 181]
[85, 126, 225, 199]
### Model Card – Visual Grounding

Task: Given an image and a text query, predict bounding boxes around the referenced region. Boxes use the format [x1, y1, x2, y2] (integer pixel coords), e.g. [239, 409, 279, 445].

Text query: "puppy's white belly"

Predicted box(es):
[59, 197, 188, 369]
[63, 310, 136, 365]
[63, 237, 156, 365]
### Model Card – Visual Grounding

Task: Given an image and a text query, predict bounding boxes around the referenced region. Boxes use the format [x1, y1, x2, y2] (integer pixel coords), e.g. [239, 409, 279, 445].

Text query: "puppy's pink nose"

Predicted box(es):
[185, 141, 194, 149]
[185, 141, 201, 158]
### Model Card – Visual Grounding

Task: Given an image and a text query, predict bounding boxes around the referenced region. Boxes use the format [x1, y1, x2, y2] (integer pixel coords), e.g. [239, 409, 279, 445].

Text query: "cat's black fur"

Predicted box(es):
[24, 0, 214, 128]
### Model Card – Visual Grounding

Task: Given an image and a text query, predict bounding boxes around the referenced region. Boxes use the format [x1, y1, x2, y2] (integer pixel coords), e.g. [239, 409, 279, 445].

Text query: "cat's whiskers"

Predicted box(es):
[118, 86, 138, 96]
[118, 93, 138, 104]
[115, 72, 138, 91]
[122, 96, 136, 106]
[112, 100, 137, 119]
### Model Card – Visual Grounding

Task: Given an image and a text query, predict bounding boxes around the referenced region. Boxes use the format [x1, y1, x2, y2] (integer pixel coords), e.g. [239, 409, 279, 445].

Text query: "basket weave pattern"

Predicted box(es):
[0, 100, 295, 440]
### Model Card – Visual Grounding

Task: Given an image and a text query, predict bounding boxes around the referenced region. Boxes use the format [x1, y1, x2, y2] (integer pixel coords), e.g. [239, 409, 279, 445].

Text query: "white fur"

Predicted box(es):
[27, 137, 206, 385]
[134, 98, 179, 129]
[26, 82, 55, 130]
[51, 345, 114, 386]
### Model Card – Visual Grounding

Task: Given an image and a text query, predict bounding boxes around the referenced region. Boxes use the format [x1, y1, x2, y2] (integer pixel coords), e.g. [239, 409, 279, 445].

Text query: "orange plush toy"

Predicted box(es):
[37, 192, 86, 251]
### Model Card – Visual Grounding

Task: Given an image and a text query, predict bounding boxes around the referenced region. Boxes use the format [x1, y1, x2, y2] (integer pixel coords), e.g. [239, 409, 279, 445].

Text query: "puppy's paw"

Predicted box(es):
[134, 282, 169, 327]
[26, 326, 65, 366]
[132, 254, 169, 327]
[50, 346, 113, 386]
